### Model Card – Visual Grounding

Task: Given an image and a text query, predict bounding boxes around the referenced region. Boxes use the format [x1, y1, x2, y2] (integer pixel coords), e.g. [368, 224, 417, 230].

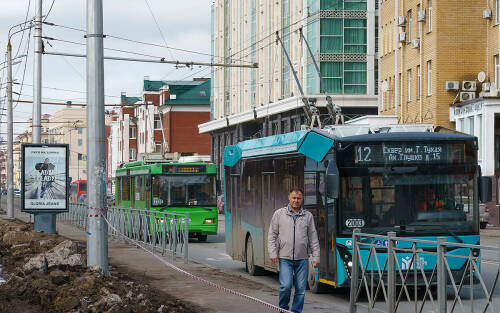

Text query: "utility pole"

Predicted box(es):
[86, 0, 108, 273]
[6, 42, 14, 219]
[33, 0, 42, 143]
[32, 0, 57, 233]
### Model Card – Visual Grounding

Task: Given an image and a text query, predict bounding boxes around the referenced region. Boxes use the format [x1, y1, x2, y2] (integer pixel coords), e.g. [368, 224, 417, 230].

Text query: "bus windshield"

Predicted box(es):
[151, 175, 216, 207]
[339, 166, 478, 236]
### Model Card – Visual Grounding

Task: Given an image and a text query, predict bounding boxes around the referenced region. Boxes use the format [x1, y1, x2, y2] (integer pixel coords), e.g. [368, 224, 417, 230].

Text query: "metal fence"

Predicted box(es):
[349, 229, 500, 313]
[59, 203, 189, 263]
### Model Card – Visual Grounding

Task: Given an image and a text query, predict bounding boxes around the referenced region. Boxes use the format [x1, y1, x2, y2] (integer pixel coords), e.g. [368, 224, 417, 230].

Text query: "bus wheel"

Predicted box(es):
[198, 234, 208, 242]
[245, 236, 262, 276]
[307, 260, 328, 293]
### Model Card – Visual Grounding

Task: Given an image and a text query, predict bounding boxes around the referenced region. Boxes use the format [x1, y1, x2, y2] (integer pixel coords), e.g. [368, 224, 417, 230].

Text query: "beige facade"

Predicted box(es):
[379, 0, 493, 128]
[47, 108, 87, 181]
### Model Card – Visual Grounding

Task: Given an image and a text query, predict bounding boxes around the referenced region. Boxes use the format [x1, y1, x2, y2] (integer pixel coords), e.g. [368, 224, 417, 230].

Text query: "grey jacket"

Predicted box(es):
[267, 205, 320, 263]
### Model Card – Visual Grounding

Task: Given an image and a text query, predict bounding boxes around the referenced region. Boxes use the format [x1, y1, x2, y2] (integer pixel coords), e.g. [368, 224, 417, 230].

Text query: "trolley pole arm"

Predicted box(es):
[299, 28, 343, 124]
[275, 31, 312, 122]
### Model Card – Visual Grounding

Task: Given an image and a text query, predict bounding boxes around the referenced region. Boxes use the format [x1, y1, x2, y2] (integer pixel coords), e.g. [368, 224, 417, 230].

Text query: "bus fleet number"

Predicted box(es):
[357, 146, 372, 163]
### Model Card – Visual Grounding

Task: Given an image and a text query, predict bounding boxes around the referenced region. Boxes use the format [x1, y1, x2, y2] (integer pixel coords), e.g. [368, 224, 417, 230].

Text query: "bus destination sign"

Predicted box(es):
[355, 143, 464, 165]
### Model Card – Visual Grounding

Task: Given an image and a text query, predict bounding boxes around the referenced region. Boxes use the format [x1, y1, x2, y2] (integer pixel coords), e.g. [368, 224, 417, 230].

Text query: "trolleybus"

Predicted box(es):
[115, 160, 218, 241]
[223, 126, 492, 292]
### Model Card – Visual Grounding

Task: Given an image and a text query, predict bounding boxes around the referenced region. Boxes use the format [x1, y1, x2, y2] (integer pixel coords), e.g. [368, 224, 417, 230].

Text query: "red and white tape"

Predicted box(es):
[92, 207, 292, 313]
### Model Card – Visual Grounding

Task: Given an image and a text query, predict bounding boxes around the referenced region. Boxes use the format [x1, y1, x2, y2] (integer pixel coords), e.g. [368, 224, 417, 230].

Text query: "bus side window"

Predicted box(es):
[304, 173, 316, 205]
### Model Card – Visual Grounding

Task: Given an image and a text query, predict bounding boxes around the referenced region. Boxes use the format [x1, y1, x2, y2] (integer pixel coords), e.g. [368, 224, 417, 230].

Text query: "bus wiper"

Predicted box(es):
[413, 224, 464, 244]
[442, 227, 464, 244]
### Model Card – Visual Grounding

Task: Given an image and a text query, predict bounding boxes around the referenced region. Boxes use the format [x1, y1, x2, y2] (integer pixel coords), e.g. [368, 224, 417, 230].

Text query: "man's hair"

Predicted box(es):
[289, 187, 303, 195]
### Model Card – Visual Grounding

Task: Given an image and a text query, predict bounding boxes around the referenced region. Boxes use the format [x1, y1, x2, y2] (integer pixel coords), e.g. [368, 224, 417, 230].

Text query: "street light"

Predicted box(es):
[4, 20, 34, 218]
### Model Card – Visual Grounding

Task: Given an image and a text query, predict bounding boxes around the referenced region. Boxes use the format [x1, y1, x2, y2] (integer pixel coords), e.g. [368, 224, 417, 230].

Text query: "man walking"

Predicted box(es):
[268, 188, 320, 313]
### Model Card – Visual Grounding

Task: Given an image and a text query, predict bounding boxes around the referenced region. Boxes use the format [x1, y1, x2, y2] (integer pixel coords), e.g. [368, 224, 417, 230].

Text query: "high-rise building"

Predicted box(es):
[201, 0, 379, 181]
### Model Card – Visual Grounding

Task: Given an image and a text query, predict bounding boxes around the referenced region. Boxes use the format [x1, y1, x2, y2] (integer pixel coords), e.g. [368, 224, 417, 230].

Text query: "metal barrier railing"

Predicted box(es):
[59, 203, 189, 263]
[349, 229, 500, 313]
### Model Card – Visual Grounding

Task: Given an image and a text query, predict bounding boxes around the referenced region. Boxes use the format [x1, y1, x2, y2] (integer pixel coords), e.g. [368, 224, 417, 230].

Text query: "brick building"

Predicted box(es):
[379, 0, 500, 225]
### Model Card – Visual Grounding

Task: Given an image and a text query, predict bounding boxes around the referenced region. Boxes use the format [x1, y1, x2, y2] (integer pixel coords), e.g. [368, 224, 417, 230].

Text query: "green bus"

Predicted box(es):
[115, 160, 218, 241]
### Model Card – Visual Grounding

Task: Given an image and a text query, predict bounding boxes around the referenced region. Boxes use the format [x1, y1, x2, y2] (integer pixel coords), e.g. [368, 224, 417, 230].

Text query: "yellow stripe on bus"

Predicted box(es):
[319, 278, 337, 287]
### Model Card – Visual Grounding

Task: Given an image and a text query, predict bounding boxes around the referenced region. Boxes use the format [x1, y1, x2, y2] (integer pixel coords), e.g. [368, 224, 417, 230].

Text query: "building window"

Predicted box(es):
[43, 139, 49, 144]
[495, 55, 499, 88]
[129, 127, 136, 139]
[407, 10, 412, 42]
[154, 116, 161, 130]
[478, 114, 483, 160]
[417, 65, 421, 100]
[407, 69, 412, 102]
[417, 4, 422, 38]
[77, 127, 83, 134]
[129, 148, 136, 161]
[497, 0, 499, 24]
[427, 60, 432, 96]
[78, 139, 83, 146]
[155, 141, 162, 153]
[427, 0, 432, 32]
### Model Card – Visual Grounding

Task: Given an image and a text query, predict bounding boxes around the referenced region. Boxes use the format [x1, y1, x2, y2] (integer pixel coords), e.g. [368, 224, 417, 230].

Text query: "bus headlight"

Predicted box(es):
[347, 261, 353, 267]
[204, 218, 215, 224]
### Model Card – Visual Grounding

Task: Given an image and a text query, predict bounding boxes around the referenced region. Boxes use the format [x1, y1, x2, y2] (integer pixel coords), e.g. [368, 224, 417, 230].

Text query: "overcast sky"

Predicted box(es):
[0, 0, 213, 136]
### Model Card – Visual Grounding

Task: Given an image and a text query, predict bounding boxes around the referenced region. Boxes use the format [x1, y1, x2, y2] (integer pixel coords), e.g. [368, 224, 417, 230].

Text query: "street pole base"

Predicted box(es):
[34, 213, 57, 234]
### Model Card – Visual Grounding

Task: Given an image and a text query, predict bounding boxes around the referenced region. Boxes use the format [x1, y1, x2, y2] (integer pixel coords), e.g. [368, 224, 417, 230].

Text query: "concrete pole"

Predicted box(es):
[32, 0, 57, 234]
[6, 42, 14, 219]
[86, 0, 108, 273]
[32, 0, 42, 143]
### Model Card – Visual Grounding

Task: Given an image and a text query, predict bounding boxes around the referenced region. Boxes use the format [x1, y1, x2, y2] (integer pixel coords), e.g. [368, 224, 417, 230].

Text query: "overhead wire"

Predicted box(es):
[14, 0, 31, 59]
[43, 0, 56, 22]
[143, 0, 174, 60]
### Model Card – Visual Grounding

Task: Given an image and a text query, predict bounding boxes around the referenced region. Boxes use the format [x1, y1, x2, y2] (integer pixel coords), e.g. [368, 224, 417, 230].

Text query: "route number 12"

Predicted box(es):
[357, 146, 372, 163]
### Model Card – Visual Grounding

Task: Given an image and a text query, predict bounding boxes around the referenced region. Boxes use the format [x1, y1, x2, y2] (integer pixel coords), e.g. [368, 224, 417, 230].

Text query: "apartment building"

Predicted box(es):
[200, 0, 379, 180]
[380, 0, 500, 225]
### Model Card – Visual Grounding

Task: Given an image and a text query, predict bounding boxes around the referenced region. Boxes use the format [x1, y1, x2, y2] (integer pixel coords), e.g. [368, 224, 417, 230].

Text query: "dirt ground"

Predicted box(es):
[0, 218, 205, 313]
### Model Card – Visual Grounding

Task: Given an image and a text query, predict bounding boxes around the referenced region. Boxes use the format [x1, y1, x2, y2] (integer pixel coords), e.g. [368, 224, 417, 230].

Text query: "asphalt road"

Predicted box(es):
[192, 214, 500, 313]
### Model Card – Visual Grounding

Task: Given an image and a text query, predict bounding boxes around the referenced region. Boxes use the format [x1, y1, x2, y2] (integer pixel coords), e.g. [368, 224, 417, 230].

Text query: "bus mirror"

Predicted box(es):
[326, 162, 340, 199]
[479, 176, 492, 203]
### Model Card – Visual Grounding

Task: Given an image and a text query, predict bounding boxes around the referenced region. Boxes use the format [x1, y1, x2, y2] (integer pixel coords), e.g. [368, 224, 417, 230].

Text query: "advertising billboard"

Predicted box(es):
[21, 144, 69, 213]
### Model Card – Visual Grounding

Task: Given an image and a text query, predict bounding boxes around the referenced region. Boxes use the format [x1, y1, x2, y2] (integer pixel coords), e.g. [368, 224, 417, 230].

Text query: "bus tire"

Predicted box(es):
[307, 260, 328, 293]
[198, 234, 208, 242]
[245, 236, 262, 276]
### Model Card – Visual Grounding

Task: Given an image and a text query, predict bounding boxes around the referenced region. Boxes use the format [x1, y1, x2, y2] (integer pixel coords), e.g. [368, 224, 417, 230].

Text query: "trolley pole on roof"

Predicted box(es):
[86, 0, 108, 274]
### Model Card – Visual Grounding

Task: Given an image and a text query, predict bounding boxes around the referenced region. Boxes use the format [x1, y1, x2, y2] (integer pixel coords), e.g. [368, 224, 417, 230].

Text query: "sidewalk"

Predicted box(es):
[481, 226, 500, 239]
[5, 211, 345, 313]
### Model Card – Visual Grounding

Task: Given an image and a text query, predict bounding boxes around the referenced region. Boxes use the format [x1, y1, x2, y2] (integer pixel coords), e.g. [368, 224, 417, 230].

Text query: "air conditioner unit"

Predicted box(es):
[399, 32, 406, 42]
[482, 82, 491, 92]
[483, 9, 493, 19]
[411, 39, 420, 48]
[484, 83, 498, 97]
[397, 15, 406, 26]
[462, 81, 477, 91]
[417, 10, 426, 22]
[459, 91, 476, 102]
[445, 81, 459, 90]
